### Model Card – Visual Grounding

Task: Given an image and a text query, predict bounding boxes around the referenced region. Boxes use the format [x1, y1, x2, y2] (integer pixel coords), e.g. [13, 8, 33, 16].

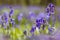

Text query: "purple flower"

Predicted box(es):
[48, 27, 53, 32]
[36, 18, 43, 23]
[48, 27, 55, 34]
[36, 13, 47, 30]
[10, 9, 14, 15]
[46, 15, 50, 19]
[37, 12, 46, 18]
[36, 19, 39, 23]
[28, 11, 36, 21]
[9, 8, 14, 17]
[46, 8, 50, 13]
[36, 13, 46, 23]
[30, 26, 36, 33]
[36, 23, 41, 29]
[36, 18, 42, 29]
[17, 13, 23, 21]
[48, 3, 54, 8]
[36, 18, 46, 25]
[47, 13, 51, 16]
[2, 12, 9, 23]
[0, 16, 2, 24]
[10, 18, 15, 25]
[46, 3, 55, 15]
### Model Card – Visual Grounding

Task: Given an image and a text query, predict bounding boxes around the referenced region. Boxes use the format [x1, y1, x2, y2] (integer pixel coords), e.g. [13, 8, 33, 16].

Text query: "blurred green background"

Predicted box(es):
[0, 0, 59, 6]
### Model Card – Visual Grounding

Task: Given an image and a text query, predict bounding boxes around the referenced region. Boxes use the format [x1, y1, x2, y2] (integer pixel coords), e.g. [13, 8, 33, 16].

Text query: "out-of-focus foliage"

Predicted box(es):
[0, 0, 60, 6]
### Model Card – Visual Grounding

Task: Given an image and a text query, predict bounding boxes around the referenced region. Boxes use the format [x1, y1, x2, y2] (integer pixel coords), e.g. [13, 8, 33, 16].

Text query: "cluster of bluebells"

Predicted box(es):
[46, 3, 55, 18]
[46, 3, 55, 13]
[0, 7, 15, 28]
[30, 3, 55, 34]
[0, 3, 56, 40]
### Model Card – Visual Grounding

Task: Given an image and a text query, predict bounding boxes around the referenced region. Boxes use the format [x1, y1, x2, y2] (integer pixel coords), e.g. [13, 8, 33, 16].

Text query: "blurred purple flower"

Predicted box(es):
[0, 16, 2, 24]
[17, 13, 23, 21]
[46, 15, 50, 20]
[37, 12, 46, 18]
[48, 3, 55, 8]
[36, 13, 47, 30]
[9, 8, 14, 17]
[28, 11, 36, 21]
[10, 18, 15, 26]
[48, 27, 53, 32]
[46, 8, 50, 13]
[1, 12, 9, 24]
[36, 13, 47, 23]
[46, 3, 55, 15]
[36, 23, 41, 29]
[48, 27, 55, 35]
[36, 18, 43, 23]
[10, 9, 14, 15]
[0, 12, 10, 28]
[30, 25, 36, 33]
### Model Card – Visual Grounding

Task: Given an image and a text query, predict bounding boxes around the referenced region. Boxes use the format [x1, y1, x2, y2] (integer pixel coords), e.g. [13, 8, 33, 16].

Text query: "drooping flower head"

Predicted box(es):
[45, 3, 55, 22]
[46, 3, 55, 15]
[3, 12, 9, 23]
[35, 13, 47, 30]
[9, 7, 14, 17]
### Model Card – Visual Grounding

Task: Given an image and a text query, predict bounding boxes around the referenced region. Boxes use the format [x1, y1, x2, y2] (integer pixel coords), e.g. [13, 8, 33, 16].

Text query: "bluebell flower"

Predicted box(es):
[48, 27, 55, 34]
[36, 23, 41, 29]
[36, 18, 42, 23]
[46, 8, 50, 13]
[30, 26, 36, 33]
[17, 13, 23, 21]
[46, 14, 51, 21]
[0, 16, 2, 24]
[0, 15, 5, 27]
[38, 12, 46, 18]
[9, 8, 14, 17]
[36, 19, 39, 23]
[10, 18, 15, 26]
[36, 19, 46, 30]
[1, 12, 9, 24]
[46, 3, 55, 15]
[36, 13, 47, 29]
[48, 3, 54, 8]
[48, 27, 52, 32]
[10, 9, 13, 15]
[4, 15, 8, 22]
[36, 13, 44, 23]
[47, 13, 51, 17]
[0, 12, 9, 28]
[28, 11, 36, 21]
[36, 18, 45, 24]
